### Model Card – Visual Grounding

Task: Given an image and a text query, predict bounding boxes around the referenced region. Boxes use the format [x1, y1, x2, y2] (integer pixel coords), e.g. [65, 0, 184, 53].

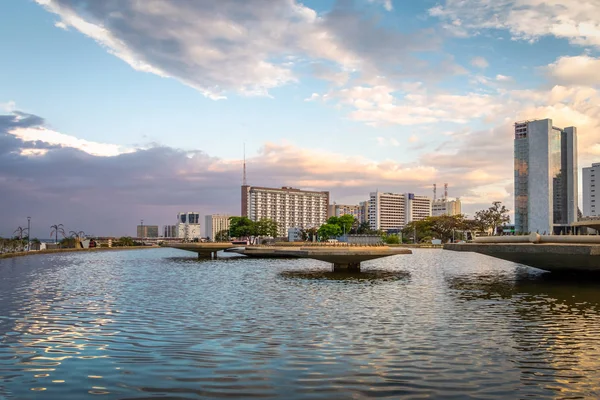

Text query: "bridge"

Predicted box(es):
[167, 243, 411, 271]
[444, 233, 600, 273]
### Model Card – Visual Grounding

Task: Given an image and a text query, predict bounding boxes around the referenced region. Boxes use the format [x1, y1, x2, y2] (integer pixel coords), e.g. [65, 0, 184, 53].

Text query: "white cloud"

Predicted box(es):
[35, 0, 457, 100]
[329, 85, 504, 126]
[546, 55, 600, 85]
[0, 101, 16, 112]
[471, 56, 489, 69]
[54, 21, 68, 30]
[429, 0, 600, 48]
[8, 126, 132, 157]
[304, 93, 321, 102]
[368, 0, 393, 11]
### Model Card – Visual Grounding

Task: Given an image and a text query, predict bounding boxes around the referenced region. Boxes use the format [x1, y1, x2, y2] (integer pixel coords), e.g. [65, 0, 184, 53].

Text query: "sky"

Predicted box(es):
[1, 0, 600, 237]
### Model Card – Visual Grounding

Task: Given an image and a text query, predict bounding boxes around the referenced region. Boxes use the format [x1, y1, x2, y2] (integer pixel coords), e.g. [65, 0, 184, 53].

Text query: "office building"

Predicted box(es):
[583, 162, 600, 217]
[368, 191, 432, 231]
[205, 214, 231, 241]
[163, 225, 177, 238]
[328, 203, 360, 220]
[176, 212, 201, 240]
[514, 119, 578, 234]
[137, 225, 159, 238]
[288, 227, 303, 242]
[242, 185, 329, 236]
[432, 198, 462, 217]
[358, 201, 370, 224]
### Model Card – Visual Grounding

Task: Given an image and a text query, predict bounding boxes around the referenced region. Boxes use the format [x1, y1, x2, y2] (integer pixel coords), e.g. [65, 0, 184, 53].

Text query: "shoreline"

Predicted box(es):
[0, 246, 159, 260]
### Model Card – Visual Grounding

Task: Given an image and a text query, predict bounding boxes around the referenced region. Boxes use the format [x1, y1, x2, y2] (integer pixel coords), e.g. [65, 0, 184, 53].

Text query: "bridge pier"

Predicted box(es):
[333, 262, 361, 272]
[197, 251, 217, 260]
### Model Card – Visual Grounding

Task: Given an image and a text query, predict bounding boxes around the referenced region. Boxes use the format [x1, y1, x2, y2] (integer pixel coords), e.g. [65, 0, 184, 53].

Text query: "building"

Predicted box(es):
[368, 191, 432, 231]
[163, 225, 177, 238]
[328, 203, 360, 219]
[137, 225, 159, 238]
[205, 214, 231, 241]
[432, 198, 462, 217]
[514, 119, 578, 234]
[583, 162, 600, 217]
[242, 185, 329, 236]
[358, 201, 370, 224]
[288, 227, 303, 242]
[176, 212, 201, 241]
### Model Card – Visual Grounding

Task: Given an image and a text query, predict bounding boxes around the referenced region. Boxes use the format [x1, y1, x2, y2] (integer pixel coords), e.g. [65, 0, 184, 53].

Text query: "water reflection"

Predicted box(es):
[446, 270, 600, 397]
[0, 248, 599, 398]
[280, 269, 410, 282]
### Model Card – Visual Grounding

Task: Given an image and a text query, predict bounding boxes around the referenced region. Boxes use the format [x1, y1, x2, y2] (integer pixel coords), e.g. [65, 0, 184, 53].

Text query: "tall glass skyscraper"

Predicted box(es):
[514, 119, 578, 234]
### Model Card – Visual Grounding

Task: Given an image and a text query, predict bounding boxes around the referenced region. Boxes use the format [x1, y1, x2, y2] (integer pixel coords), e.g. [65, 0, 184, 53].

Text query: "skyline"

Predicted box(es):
[2, 0, 600, 236]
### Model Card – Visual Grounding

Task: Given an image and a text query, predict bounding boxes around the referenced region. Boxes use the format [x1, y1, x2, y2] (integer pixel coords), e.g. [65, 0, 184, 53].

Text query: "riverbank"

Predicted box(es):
[0, 246, 159, 260]
[389, 244, 444, 249]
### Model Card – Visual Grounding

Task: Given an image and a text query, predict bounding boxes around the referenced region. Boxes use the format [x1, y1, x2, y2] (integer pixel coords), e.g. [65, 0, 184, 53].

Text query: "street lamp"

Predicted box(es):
[27, 216, 31, 251]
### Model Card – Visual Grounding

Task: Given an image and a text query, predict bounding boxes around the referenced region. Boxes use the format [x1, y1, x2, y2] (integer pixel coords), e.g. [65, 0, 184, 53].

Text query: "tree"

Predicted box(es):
[50, 224, 66, 244]
[255, 218, 279, 237]
[215, 230, 230, 242]
[475, 201, 510, 235]
[116, 236, 134, 247]
[357, 222, 372, 234]
[383, 234, 400, 244]
[325, 215, 355, 236]
[229, 217, 256, 238]
[338, 214, 355, 235]
[317, 223, 342, 241]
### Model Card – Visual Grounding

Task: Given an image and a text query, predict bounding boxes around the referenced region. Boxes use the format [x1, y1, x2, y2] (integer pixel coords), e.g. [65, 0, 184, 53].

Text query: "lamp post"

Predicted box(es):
[27, 216, 31, 251]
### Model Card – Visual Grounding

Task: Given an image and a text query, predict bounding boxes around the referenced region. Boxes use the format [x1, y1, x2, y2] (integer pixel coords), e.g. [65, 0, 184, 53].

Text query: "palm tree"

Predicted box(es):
[50, 224, 66, 244]
[13, 226, 29, 240]
[69, 230, 86, 240]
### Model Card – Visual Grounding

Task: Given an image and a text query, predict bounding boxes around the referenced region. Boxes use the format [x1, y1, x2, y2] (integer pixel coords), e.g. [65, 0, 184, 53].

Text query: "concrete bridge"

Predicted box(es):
[444, 233, 600, 273]
[167, 243, 411, 271]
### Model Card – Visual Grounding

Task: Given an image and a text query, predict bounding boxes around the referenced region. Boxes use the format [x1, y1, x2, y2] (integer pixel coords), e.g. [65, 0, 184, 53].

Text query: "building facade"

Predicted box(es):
[328, 203, 360, 220]
[583, 162, 600, 217]
[432, 198, 462, 217]
[204, 214, 231, 241]
[163, 225, 177, 238]
[369, 191, 432, 231]
[358, 201, 370, 224]
[242, 185, 329, 236]
[176, 212, 201, 240]
[514, 119, 578, 234]
[137, 225, 159, 238]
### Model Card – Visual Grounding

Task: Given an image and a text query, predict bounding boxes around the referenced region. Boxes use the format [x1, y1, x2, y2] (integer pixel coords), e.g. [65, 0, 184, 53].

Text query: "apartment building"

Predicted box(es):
[242, 185, 329, 236]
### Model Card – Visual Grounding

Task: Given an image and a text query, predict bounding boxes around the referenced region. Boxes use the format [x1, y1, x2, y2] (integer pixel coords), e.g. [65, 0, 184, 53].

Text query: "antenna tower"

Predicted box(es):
[242, 143, 247, 186]
[433, 184, 437, 202]
[444, 183, 448, 201]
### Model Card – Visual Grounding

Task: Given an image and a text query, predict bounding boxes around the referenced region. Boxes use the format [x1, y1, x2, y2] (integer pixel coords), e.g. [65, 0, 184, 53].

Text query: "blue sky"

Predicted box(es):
[1, 0, 600, 236]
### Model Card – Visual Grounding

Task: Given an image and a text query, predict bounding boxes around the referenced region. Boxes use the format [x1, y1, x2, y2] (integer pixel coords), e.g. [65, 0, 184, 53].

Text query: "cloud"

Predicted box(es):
[546, 55, 600, 86]
[326, 84, 504, 126]
[471, 57, 489, 69]
[368, 0, 393, 11]
[1, 109, 516, 236]
[429, 0, 600, 47]
[35, 0, 464, 100]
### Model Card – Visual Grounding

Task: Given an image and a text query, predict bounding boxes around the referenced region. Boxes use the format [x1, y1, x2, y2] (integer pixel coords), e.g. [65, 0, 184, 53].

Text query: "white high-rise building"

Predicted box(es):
[242, 185, 329, 236]
[368, 191, 432, 231]
[514, 119, 578, 234]
[204, 214, 231, 241]
[176, 212, 201, 241]
[432, 198, 462, 217]
[583, 163, 600, 217]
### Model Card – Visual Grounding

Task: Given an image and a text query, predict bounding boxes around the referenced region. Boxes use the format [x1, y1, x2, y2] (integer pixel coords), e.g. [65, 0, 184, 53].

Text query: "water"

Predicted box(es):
[1, 248, 599, 399]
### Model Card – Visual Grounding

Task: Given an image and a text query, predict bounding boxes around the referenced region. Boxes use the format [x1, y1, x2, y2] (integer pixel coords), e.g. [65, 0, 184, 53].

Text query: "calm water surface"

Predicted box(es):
[1, 248, 599, 399]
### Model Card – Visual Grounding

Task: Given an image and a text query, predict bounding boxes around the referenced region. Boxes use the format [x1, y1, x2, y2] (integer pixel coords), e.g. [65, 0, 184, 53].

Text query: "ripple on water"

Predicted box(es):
[0, 248, 599, 398]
